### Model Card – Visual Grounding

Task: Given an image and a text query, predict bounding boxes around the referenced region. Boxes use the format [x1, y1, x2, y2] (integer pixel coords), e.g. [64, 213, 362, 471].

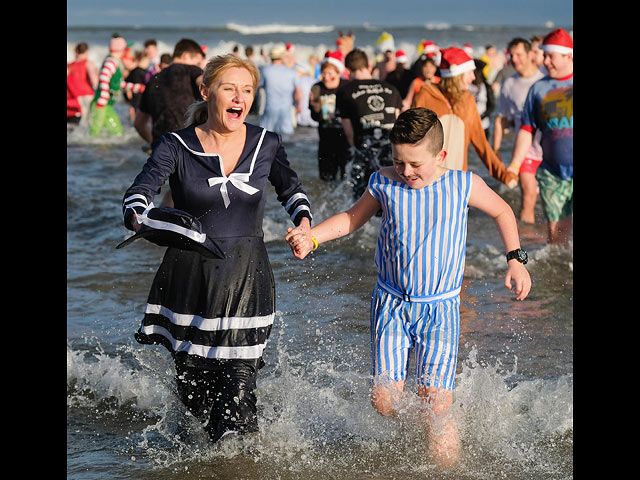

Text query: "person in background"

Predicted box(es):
[89, 34, 146, 137]
[372, 49, 395, 81]
[479, 44, 505, 84]
[507, 29, 573, 244]
[491, 50, 516, 94]
[309, 51, 350, 182]
[413, 46, 516, 187]
[468, 58, 495, 140]
[122, 48, 149, 123]
[403, 55, 439, 111]
[294, 61, 319, 128]
[385, 50, 416, 100]
[67, 42, 99, 127]
[158, 53, 172, 71]
[529, 35, 548, 74]
[144, 39, 160, 82]
[123, 54, 313, 444]
[336, 48, 402, 200]
[258, 44, 302, 136]
[134, 38, 205, 152]
[493, 37, 545, 224]
[286, 107, 531, 468]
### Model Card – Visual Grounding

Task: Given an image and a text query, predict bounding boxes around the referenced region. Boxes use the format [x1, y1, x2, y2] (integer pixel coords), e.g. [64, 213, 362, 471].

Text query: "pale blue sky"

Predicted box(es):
[67, 0, 573, 27]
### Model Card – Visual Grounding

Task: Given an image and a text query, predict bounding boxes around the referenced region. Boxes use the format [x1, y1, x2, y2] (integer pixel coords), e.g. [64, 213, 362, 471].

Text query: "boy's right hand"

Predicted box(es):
[285, 227, 314, 259]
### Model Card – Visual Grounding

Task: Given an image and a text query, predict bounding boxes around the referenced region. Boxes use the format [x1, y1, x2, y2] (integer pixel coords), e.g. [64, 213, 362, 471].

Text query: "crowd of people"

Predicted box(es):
[67, 28, 572, 244]
[68, 27, 571, 467]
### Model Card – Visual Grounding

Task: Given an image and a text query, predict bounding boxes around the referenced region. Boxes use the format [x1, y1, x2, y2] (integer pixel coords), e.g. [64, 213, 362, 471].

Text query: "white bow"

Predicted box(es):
[208, 173, 259, 208]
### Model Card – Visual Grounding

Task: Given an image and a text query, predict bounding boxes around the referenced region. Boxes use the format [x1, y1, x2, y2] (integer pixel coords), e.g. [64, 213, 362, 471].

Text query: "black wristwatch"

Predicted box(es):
[506, 248, 528, 264]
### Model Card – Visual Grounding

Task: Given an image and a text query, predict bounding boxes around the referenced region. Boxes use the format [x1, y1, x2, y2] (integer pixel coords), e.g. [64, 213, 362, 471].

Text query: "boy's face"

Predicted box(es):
[543, 51, 572, 78]
[392, 140, 446, 189]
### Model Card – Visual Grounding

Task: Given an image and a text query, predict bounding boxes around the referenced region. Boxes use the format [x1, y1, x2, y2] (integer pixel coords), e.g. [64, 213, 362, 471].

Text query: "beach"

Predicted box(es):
[67, 23, 572, 479]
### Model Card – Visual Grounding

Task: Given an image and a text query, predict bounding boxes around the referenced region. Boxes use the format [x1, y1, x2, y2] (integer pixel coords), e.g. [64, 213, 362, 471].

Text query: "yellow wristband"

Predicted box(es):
[311, 236, 318, 251]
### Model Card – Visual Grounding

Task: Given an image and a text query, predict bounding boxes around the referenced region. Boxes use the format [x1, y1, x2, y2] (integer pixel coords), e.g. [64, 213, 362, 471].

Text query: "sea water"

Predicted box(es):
[67, 23, 572, 479]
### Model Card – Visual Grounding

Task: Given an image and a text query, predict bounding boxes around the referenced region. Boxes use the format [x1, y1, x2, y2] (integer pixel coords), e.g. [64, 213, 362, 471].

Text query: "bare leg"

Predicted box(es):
[370, 378, 405, 417]
[418, 385, 460, 468]
[547, 215, 572, 246]
[519, 172, 538, 224]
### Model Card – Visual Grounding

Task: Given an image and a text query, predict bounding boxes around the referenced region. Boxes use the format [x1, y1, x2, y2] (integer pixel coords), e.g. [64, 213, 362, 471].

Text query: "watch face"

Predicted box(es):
[518, 250, 528, 264]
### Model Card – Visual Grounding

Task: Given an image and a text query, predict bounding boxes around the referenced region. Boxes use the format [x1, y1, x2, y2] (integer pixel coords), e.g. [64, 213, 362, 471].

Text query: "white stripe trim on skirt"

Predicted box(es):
[140, 324, 268, 360]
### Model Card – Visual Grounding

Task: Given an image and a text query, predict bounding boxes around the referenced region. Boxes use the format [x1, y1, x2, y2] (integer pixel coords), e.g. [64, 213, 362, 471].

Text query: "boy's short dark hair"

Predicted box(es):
[390, 108, 444, 155]
[345, 48, 369, 72]
[173, 38, 205, 59]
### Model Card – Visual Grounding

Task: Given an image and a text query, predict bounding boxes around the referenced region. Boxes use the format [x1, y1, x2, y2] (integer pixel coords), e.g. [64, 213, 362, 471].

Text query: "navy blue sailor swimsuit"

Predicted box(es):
[122, 122, 312, 370]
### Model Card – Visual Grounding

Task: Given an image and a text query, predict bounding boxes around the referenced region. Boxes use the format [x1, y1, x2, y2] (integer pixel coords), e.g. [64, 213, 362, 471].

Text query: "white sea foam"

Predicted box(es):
[226, 23, 334, 35]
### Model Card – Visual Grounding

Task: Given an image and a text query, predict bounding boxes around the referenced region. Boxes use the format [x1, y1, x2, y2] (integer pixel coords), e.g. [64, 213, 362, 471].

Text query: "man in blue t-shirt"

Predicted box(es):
[258, 44, 302, 135]
[507, 28, 573, 245]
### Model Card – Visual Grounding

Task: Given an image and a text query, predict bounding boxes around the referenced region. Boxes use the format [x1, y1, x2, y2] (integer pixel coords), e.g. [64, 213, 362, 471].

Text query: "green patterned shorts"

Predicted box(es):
[536, 167, 573, 222]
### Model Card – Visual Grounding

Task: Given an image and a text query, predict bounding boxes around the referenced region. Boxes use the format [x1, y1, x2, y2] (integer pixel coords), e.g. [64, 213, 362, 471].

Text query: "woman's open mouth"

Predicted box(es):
[227, 106, 243, 118]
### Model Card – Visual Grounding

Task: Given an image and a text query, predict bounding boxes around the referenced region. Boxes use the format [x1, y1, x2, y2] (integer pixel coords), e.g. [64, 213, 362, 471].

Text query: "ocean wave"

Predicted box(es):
[424, 22, 452, 30]
[226, 22, 334, 35]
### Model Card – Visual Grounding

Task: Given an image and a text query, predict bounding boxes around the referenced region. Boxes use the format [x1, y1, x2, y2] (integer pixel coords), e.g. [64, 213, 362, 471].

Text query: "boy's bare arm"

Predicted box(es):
[285, 190, 380, 259]
[469, 173, 532, 300]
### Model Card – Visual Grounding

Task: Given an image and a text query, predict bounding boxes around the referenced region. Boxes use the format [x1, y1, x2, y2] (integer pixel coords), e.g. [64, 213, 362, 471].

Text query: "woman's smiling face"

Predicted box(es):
[202, 66, 255, 132]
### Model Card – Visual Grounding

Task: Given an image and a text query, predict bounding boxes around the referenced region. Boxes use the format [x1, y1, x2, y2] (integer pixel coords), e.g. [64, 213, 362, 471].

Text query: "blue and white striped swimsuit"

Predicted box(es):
[367, 169, 472, 390]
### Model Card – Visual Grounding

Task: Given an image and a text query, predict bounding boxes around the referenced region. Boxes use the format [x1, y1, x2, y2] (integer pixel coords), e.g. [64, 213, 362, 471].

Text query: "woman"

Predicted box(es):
[121, 55, 312, 442]
[413, 47, 516, 187]
[402, 54, 439, 111]
[308, 51, 350, 181]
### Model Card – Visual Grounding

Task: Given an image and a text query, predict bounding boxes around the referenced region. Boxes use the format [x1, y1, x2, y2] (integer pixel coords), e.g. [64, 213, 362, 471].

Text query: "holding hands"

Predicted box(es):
[285, 218, 314, 259]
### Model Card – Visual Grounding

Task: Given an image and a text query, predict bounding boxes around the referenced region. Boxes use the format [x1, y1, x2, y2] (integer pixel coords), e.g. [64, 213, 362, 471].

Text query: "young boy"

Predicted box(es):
[285, 107, 531, 467]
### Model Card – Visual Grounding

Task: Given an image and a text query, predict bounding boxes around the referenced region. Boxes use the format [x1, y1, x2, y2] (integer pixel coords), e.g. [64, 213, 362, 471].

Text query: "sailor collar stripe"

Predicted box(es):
[170, 128, 267, 209]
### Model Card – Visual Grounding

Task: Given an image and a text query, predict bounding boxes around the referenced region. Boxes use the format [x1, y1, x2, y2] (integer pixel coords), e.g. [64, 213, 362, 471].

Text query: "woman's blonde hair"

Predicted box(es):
[184, 54, 260, 127]
[437, 74, 469, 104]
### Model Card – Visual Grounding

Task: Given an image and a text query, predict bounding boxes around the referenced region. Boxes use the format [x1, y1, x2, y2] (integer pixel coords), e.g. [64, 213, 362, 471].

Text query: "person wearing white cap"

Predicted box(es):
[258, 43, 302, 135]
[507, 28, 573, 245]
[414, 46, 516, 186]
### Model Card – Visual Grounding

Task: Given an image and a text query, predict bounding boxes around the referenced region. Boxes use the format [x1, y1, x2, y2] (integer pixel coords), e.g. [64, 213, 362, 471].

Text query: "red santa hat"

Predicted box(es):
[463, 43, 473, 57]
[322, 50, 344, 73]
[422, 40, 438, 57]
[541, 28, 573, 55]
[438, 47, 475, 78]
[395, 49, 408, 64]
[286, 43, 295, 53]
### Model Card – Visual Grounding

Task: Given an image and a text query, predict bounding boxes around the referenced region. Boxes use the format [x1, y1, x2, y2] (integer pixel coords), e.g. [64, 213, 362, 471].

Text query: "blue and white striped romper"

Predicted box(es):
[367, 168, 472, 390]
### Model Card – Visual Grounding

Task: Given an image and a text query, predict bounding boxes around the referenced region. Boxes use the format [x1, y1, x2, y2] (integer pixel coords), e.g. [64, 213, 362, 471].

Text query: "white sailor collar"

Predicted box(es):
[169, 125, 267, 209]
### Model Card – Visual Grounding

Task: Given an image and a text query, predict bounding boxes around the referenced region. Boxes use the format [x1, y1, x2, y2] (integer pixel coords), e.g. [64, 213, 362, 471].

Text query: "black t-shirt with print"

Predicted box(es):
[139, 63, 203, 149]
[336, 79, 402, 151]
